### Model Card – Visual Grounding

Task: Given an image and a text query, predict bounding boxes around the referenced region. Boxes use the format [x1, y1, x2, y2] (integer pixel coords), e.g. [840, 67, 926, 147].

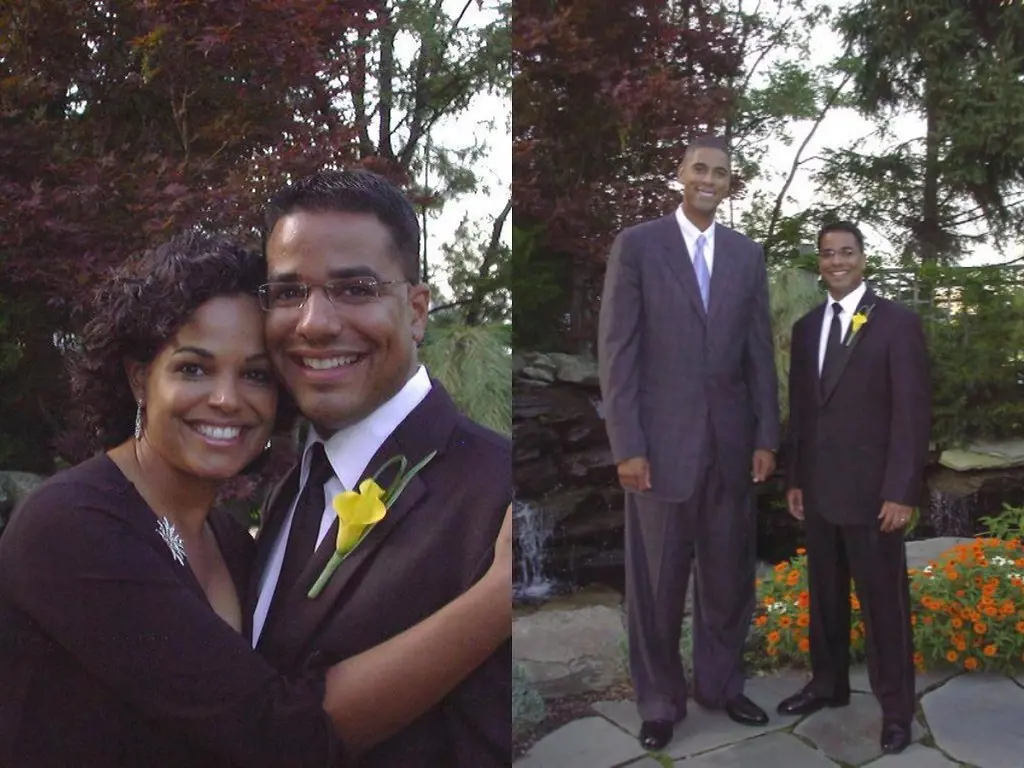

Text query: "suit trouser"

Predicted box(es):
[804, 512, 915, 725]
[625, 458, 757, 721]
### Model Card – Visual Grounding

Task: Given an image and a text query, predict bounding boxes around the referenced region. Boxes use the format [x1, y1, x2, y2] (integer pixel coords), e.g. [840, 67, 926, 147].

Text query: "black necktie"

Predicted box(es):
[820, 302, 843, 394]
[275, 443, 334, 597]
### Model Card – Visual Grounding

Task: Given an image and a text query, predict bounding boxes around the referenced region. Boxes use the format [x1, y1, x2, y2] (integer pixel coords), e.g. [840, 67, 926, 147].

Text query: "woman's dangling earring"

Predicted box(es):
[134, 402, 144, 440]
[264, 438, 272, 451]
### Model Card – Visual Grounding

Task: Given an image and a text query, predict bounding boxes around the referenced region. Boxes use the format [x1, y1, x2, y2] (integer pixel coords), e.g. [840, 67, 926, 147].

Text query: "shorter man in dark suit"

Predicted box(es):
[777, 221, 931, 755]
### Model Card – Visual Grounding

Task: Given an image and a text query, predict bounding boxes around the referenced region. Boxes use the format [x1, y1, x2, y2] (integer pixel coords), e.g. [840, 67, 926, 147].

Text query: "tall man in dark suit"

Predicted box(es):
[248, 169, 511, 767]
[598, 136, 780, 751]
[777, 221, 931, 756]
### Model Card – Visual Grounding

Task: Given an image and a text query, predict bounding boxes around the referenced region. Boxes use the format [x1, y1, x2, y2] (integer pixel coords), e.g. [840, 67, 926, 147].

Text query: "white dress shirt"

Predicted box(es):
[818, 282, 868, 374]
[674, 205, 716, 275]
[251, 365, 432, 645]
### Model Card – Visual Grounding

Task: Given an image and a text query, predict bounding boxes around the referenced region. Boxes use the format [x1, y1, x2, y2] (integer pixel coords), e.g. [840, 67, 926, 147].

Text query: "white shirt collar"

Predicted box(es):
[826, 281, 868, 317]
[301, 365, 432, 491]
[674, 205, 716, 245]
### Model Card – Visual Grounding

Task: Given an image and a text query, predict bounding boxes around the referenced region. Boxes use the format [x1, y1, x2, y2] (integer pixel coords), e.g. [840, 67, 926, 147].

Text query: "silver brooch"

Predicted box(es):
[156, 517, 187, 566]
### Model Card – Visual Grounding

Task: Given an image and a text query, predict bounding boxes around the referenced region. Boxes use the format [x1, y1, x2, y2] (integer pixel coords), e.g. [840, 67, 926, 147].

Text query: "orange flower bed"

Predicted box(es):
[753, 538, 1024, 672]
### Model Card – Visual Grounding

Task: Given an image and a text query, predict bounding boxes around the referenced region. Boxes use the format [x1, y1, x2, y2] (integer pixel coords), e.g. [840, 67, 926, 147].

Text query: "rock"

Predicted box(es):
[515, 460, 561, 497]
[794, 692, 927, 766]
[923, 673, 1024, 768]
[557, 494, 623, 540]
[939, 439, 1024, 471]
[513, 717, 646, 768]
[513, 606, 627, 698]
[904, 537, 974, 571]
[521, 366, 556, 384]
[862, 744, 959, 767]
[677, 732, 837, 767]
[594, 672, 806, 760]
[546, 353, 599, 386]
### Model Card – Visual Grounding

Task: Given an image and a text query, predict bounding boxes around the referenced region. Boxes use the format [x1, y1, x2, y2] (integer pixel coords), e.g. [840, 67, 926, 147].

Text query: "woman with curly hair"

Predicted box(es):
[0, 231, 511, 767]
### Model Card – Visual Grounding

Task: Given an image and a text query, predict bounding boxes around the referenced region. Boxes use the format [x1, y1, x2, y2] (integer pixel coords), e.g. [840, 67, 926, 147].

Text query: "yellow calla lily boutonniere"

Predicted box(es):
[845, 304, 875, 346]
[307, 450, 437, 599]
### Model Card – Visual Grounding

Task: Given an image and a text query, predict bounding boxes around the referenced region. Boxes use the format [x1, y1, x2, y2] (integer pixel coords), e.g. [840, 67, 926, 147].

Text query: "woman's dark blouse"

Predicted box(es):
[0, 455, 343, 767]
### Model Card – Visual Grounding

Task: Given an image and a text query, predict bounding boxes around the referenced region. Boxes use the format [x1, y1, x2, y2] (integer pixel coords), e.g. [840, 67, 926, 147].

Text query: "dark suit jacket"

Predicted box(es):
[248, 382, 512, 768]
[786, 289, 932, 524]
[0, 455, 342, 768]
[598, 213, 779, 500]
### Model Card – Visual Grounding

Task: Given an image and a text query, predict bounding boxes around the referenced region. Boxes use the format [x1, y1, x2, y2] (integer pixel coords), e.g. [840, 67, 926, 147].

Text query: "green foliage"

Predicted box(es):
[419, 322, 511, 436]
[509, 223, 571, 352]
[752, 537, 1024, 674]
[916, 266, 1024, 446]
[769, 267, 823, 424]
[978, 505, 1024, 542]
[512, 662, 546, 736]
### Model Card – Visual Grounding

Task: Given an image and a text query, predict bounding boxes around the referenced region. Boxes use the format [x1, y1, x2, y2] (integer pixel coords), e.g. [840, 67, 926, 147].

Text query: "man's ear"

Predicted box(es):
[409, 283, 431, 345]
[123, 357, 149, 404]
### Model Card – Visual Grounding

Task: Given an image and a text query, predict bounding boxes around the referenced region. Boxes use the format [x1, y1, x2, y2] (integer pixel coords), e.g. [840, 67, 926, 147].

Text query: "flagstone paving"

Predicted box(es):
[515, 668, 1023, 767]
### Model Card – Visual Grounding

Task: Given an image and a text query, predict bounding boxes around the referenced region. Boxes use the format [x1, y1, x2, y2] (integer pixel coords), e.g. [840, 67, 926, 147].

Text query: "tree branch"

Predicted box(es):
[766, 65, 855, 245]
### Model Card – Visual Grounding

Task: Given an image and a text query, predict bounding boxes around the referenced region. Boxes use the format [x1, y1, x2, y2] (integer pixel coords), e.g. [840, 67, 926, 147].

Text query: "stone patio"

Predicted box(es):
[516, 667, 1024, 767]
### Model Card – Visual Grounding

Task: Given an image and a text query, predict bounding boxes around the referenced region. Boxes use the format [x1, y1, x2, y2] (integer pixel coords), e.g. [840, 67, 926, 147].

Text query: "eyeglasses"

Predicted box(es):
[257, 277, 407, 311]
[820, 247, 860, 259]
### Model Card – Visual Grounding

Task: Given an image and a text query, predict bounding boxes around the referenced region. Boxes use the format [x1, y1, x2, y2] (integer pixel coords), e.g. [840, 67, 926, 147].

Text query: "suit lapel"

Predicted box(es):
[821, 287, 878, 406]
[255, 384, 459, 670]
[659, 215, 707, 322]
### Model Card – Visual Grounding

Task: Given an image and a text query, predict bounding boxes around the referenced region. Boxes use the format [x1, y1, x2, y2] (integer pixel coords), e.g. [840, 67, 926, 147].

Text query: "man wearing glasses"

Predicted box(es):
[249, 169, 511, 767]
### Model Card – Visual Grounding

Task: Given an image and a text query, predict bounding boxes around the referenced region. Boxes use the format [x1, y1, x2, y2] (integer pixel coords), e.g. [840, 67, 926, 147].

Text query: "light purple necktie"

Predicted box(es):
[693, 234, 710, 309]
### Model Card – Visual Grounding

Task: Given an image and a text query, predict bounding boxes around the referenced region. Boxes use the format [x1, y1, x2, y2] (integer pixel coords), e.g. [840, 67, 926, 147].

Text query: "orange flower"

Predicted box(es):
[951, 617, 963, 629]
[984, 644, 998, 657]
[850, 629, 859, 641]
[946, 650, 958, 663]
[797, 614, 810, 628]
[974, 622, 988, 635]
[766, 647, 778, 657]
[913, 651, 924, 666]
[763, 596, 775, 607]
[797, 591, 810, 609]
[1016, 621, 1024, 634]
[984, 605, 998, 618]
[850, 595, 861, 611]
[767, 631, 781, 644]
[779, 617, 792, 628]
[774, 562, 788, 573]
[798, 638, 810, 653]
[755, 615, 768, 627]
[965, 657, 979, 671]
[786, 571, 800, 586]
[945, 569, 959, 581]
[796, 547, 807, 556]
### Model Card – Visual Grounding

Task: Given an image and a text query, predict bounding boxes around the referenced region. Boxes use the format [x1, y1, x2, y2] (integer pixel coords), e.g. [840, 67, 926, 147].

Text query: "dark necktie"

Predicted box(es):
[820, 302, 843, 394]
[275, 443, 334, 598]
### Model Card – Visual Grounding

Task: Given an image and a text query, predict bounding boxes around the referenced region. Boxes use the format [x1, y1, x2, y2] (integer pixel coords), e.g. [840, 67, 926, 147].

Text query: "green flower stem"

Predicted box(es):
[308, 551, 343, 599]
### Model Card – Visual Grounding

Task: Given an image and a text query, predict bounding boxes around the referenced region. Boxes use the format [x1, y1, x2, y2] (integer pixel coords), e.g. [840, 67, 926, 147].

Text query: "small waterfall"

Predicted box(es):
[513, 499, 556, 600]
[928, 489, 976, 537]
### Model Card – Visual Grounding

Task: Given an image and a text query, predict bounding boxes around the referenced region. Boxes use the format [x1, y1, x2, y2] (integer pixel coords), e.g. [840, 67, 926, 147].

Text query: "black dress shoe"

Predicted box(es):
[881, 721, 911, 754]
[776, 688, 850, 716]
[724, 694, 769, 726]
[639, 720, 673, 751]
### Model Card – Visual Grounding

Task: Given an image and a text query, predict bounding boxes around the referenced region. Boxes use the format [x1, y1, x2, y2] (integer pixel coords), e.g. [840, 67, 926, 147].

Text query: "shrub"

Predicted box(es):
[754, 549, 868, 666]
[752, 538, 1024, 673]
[910, 538, 1024, 673]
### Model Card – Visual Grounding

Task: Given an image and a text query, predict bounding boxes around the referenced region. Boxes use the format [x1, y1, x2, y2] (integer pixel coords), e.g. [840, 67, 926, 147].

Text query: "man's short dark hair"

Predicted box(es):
[683, 134, 730, 163]
[817, 221, 865, 253]
[263, 169, 421, 283]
